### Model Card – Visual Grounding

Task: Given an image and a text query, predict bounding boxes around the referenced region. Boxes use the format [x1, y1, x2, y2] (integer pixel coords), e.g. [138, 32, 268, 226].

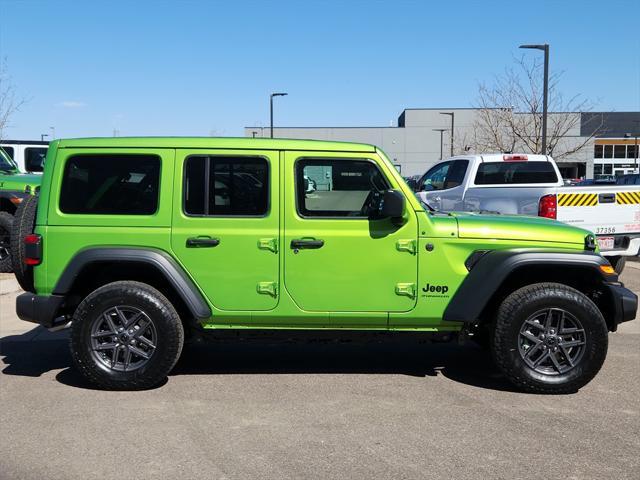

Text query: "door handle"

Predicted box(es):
[599, 193, 615, 204]
[290, 238, 324, 249]
[186, 237, 220, 248]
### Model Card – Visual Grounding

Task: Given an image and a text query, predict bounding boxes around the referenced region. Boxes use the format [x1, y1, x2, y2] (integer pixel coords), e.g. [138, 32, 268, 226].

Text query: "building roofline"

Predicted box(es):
[244, 126, 401, 130]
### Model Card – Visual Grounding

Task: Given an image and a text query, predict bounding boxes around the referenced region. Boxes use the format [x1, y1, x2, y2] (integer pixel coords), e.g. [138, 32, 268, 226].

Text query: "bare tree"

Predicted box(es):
[470, 56, 600, 158]
[0, 58, 25, 142]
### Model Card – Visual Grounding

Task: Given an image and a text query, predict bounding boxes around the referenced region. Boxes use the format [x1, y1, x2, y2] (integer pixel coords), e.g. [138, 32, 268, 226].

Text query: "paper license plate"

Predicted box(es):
[597, 236, 614, 250]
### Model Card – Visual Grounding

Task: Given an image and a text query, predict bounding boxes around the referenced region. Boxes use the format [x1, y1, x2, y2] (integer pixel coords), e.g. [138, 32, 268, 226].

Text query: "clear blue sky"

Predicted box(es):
[1, 0, 639, 139]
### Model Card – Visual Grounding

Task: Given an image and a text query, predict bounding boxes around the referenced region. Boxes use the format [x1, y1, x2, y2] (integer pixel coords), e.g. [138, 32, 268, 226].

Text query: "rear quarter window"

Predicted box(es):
[59, 154, 160, 214]
[474, 161, 558, 185]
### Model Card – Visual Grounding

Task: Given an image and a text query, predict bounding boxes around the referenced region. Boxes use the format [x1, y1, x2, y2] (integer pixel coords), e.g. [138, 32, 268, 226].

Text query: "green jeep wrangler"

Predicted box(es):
[0, 147, 41, 272]
[13, 137, 637, 392]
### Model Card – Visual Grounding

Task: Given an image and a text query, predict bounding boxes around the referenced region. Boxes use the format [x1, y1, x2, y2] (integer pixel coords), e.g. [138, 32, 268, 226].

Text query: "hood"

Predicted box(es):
[452, 212, 590, 246]
[0, 172, 42, 192]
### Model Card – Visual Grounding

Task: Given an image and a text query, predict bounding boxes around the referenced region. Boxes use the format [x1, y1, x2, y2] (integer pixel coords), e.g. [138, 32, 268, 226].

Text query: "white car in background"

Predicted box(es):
[0, 141, 49, 173]
[414, 153, 640, 273]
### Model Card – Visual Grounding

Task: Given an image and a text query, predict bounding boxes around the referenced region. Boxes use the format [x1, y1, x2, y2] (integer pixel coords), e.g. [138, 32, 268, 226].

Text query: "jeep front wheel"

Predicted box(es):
[491, 283, 608, 394]
[608, 256, 625, 275]
[70, 281, 184, 390]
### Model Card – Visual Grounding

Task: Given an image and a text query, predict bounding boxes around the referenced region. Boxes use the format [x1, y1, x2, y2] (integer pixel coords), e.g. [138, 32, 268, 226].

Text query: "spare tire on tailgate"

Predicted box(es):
[11, 195, 38, 292]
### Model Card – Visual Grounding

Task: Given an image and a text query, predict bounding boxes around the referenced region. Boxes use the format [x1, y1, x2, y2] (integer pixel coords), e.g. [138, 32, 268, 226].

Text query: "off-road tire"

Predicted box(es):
[10, 195, 38, 291]
[491, 282, 608, 394]
[609, 256, 626, 275]
[0, 211, 13, 273]
[70, 281, 184, 390]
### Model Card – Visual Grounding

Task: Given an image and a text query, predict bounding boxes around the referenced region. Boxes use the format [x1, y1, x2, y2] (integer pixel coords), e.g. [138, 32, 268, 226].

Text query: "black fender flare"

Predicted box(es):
[443, 249, 615, 324]
[54, 247, 211, 320]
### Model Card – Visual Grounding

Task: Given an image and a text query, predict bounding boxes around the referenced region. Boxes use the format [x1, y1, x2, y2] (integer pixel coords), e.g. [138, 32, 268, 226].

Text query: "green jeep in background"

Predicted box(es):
[0, 147, 41, 272]
[13, 137, 637, 392]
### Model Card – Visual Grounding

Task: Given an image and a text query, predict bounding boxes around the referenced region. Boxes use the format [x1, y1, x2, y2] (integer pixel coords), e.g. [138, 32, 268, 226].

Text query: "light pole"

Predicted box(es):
[270, 92, 288, 138]
[440, 112, 454, 157]
[40, 134, 48, 142]
[624, 133, 638, 173]
[520, 43, 549, 155]
[432, 128, 447, 160]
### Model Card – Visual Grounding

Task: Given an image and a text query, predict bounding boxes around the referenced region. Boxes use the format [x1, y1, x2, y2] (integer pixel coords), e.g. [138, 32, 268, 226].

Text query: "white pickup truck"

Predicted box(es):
[414, 153, 640, 272]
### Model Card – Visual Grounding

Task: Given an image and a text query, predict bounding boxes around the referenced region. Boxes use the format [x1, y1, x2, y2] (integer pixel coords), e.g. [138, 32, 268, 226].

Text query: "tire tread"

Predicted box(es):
[70, 280, 184, 390]
[492, 282, 608, 394]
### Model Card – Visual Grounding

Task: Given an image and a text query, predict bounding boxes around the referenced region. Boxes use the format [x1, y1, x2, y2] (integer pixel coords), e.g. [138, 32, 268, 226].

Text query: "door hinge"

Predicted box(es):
[257, 281, 278, 297]
[396, 239, 417, 255]
[258, 238, 278, 253]
[395, 283, 416, 299]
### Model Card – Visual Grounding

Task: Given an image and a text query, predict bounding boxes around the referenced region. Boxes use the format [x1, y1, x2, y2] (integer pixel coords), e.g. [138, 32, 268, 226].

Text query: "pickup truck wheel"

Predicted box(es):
[70, 281, 184, 390]
[0, 212, 13, 273]
[491, 283, 608, 394]
[608, 256, 625, 275]
[10, 195, 38, 291]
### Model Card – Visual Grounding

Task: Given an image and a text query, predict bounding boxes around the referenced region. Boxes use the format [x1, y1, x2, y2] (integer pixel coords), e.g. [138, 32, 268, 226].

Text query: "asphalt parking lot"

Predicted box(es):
[1, 266, 639, 480]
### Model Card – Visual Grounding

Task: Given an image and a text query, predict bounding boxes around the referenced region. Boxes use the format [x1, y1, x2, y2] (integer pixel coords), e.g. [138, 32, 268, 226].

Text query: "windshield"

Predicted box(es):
[0, 147, 19, 172]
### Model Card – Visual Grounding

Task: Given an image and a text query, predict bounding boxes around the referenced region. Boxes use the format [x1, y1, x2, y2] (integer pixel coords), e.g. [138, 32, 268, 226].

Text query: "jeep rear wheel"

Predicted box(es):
[70, 281, 184, 390]
[491, 283, 608, 394]
[0, 212, 13, 273]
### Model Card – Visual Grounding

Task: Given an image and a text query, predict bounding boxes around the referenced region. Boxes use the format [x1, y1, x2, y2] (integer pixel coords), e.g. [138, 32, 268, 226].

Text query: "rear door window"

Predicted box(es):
[59, 154, 160, 214]
[183, 156, 269, 216]
[474, 161, 558, 185]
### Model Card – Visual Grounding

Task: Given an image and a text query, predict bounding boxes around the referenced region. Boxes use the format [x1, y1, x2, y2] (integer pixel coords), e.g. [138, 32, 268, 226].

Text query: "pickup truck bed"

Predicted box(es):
[556, 186, 640, 257]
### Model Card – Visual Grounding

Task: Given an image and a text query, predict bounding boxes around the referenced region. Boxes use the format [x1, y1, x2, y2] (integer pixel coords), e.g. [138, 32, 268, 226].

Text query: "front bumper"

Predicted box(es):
[604, 282, 638, 330]
[16, 292, 66, 329]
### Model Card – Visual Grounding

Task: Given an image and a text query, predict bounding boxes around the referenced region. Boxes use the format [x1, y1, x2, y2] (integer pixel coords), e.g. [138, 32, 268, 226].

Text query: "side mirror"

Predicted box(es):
[379, 189, 405, 220]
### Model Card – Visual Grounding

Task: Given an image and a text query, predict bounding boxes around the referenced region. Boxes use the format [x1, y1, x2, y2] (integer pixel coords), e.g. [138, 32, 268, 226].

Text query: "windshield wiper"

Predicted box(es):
[418, 198, 436, 212]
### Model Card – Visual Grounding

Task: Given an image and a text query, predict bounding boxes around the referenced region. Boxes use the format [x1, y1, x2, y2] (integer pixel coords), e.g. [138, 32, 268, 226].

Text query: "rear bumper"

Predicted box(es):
[604, 282, 638, 329]
[16, 292, 66, 329]
[600, 234, 640, 257]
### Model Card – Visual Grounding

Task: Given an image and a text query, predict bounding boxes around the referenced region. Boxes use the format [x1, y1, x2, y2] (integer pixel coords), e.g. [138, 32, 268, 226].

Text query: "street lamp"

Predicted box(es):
[624, 133, 638, 173]
[520, 43, 549, 155]
[432, 128, 448, 160]
[270, 92, 288, 138]
[40, 134, 48, 142]
[440, 112, 454, 157]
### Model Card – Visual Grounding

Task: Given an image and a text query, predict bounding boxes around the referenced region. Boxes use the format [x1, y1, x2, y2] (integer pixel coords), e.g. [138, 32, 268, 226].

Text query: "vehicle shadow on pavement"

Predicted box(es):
[1, 327, 523, 393]
[0, 327, 71, 377]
